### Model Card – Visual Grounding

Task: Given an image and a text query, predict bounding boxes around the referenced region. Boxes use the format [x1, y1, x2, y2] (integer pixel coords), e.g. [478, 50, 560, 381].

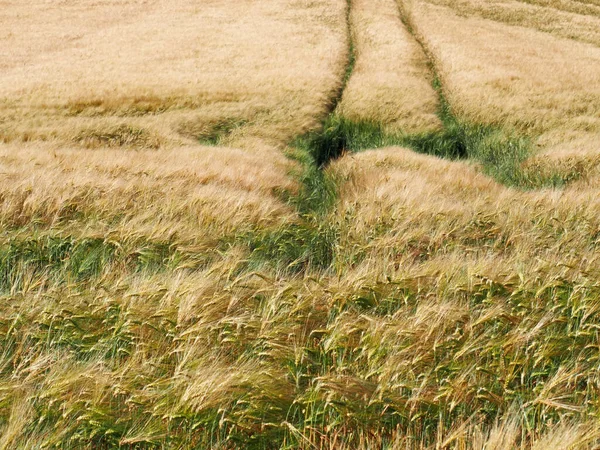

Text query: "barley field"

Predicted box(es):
[2, 0, 600, 448]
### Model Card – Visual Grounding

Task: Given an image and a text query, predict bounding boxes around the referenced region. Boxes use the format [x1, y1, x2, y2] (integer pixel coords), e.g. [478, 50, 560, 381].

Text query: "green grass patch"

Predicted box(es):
[0, 235, 211, 290]
[283, 146, 338, 216]
[295, 112, 579, 189]
[294, 115, 392, 167]
[240, 221, 338, 274]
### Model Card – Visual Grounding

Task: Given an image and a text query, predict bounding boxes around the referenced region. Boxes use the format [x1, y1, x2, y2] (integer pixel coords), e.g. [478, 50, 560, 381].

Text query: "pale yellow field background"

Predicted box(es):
[0, 0, 347, 147]
[0, 0, 349, 242]
[407, 0, 600, 170]
[426, 0, 600, 47]
[338, 0, 441, 133]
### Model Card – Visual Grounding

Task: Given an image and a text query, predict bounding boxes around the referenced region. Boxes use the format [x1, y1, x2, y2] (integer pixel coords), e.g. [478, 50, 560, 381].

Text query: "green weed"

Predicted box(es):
[242, 222, 338, 274]
[0, 235, 209, 290]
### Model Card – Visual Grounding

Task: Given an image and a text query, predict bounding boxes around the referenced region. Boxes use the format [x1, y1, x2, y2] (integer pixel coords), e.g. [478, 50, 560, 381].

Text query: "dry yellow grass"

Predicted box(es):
[320, 147, 600, 446]
[4, 0, 600, 447]
[0, 142, 295, 246]
[404, 0, 600, 172]
[425, 0, 600, 46]
[0, 0, 349, 255]
[338, 0, 441, 133]
[3, 250, 598, 448]
[329, 146, 600, 274]
[0, 0, 347, 147]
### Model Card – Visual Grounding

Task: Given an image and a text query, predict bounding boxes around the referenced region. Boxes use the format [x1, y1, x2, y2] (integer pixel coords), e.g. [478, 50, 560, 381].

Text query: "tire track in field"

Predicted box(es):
[397, 0, 586, 188]
[325, 0, 357, 122]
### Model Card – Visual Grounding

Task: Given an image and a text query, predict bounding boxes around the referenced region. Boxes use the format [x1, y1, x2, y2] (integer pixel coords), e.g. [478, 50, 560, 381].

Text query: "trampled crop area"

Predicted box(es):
[2, 0, 600, 448]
